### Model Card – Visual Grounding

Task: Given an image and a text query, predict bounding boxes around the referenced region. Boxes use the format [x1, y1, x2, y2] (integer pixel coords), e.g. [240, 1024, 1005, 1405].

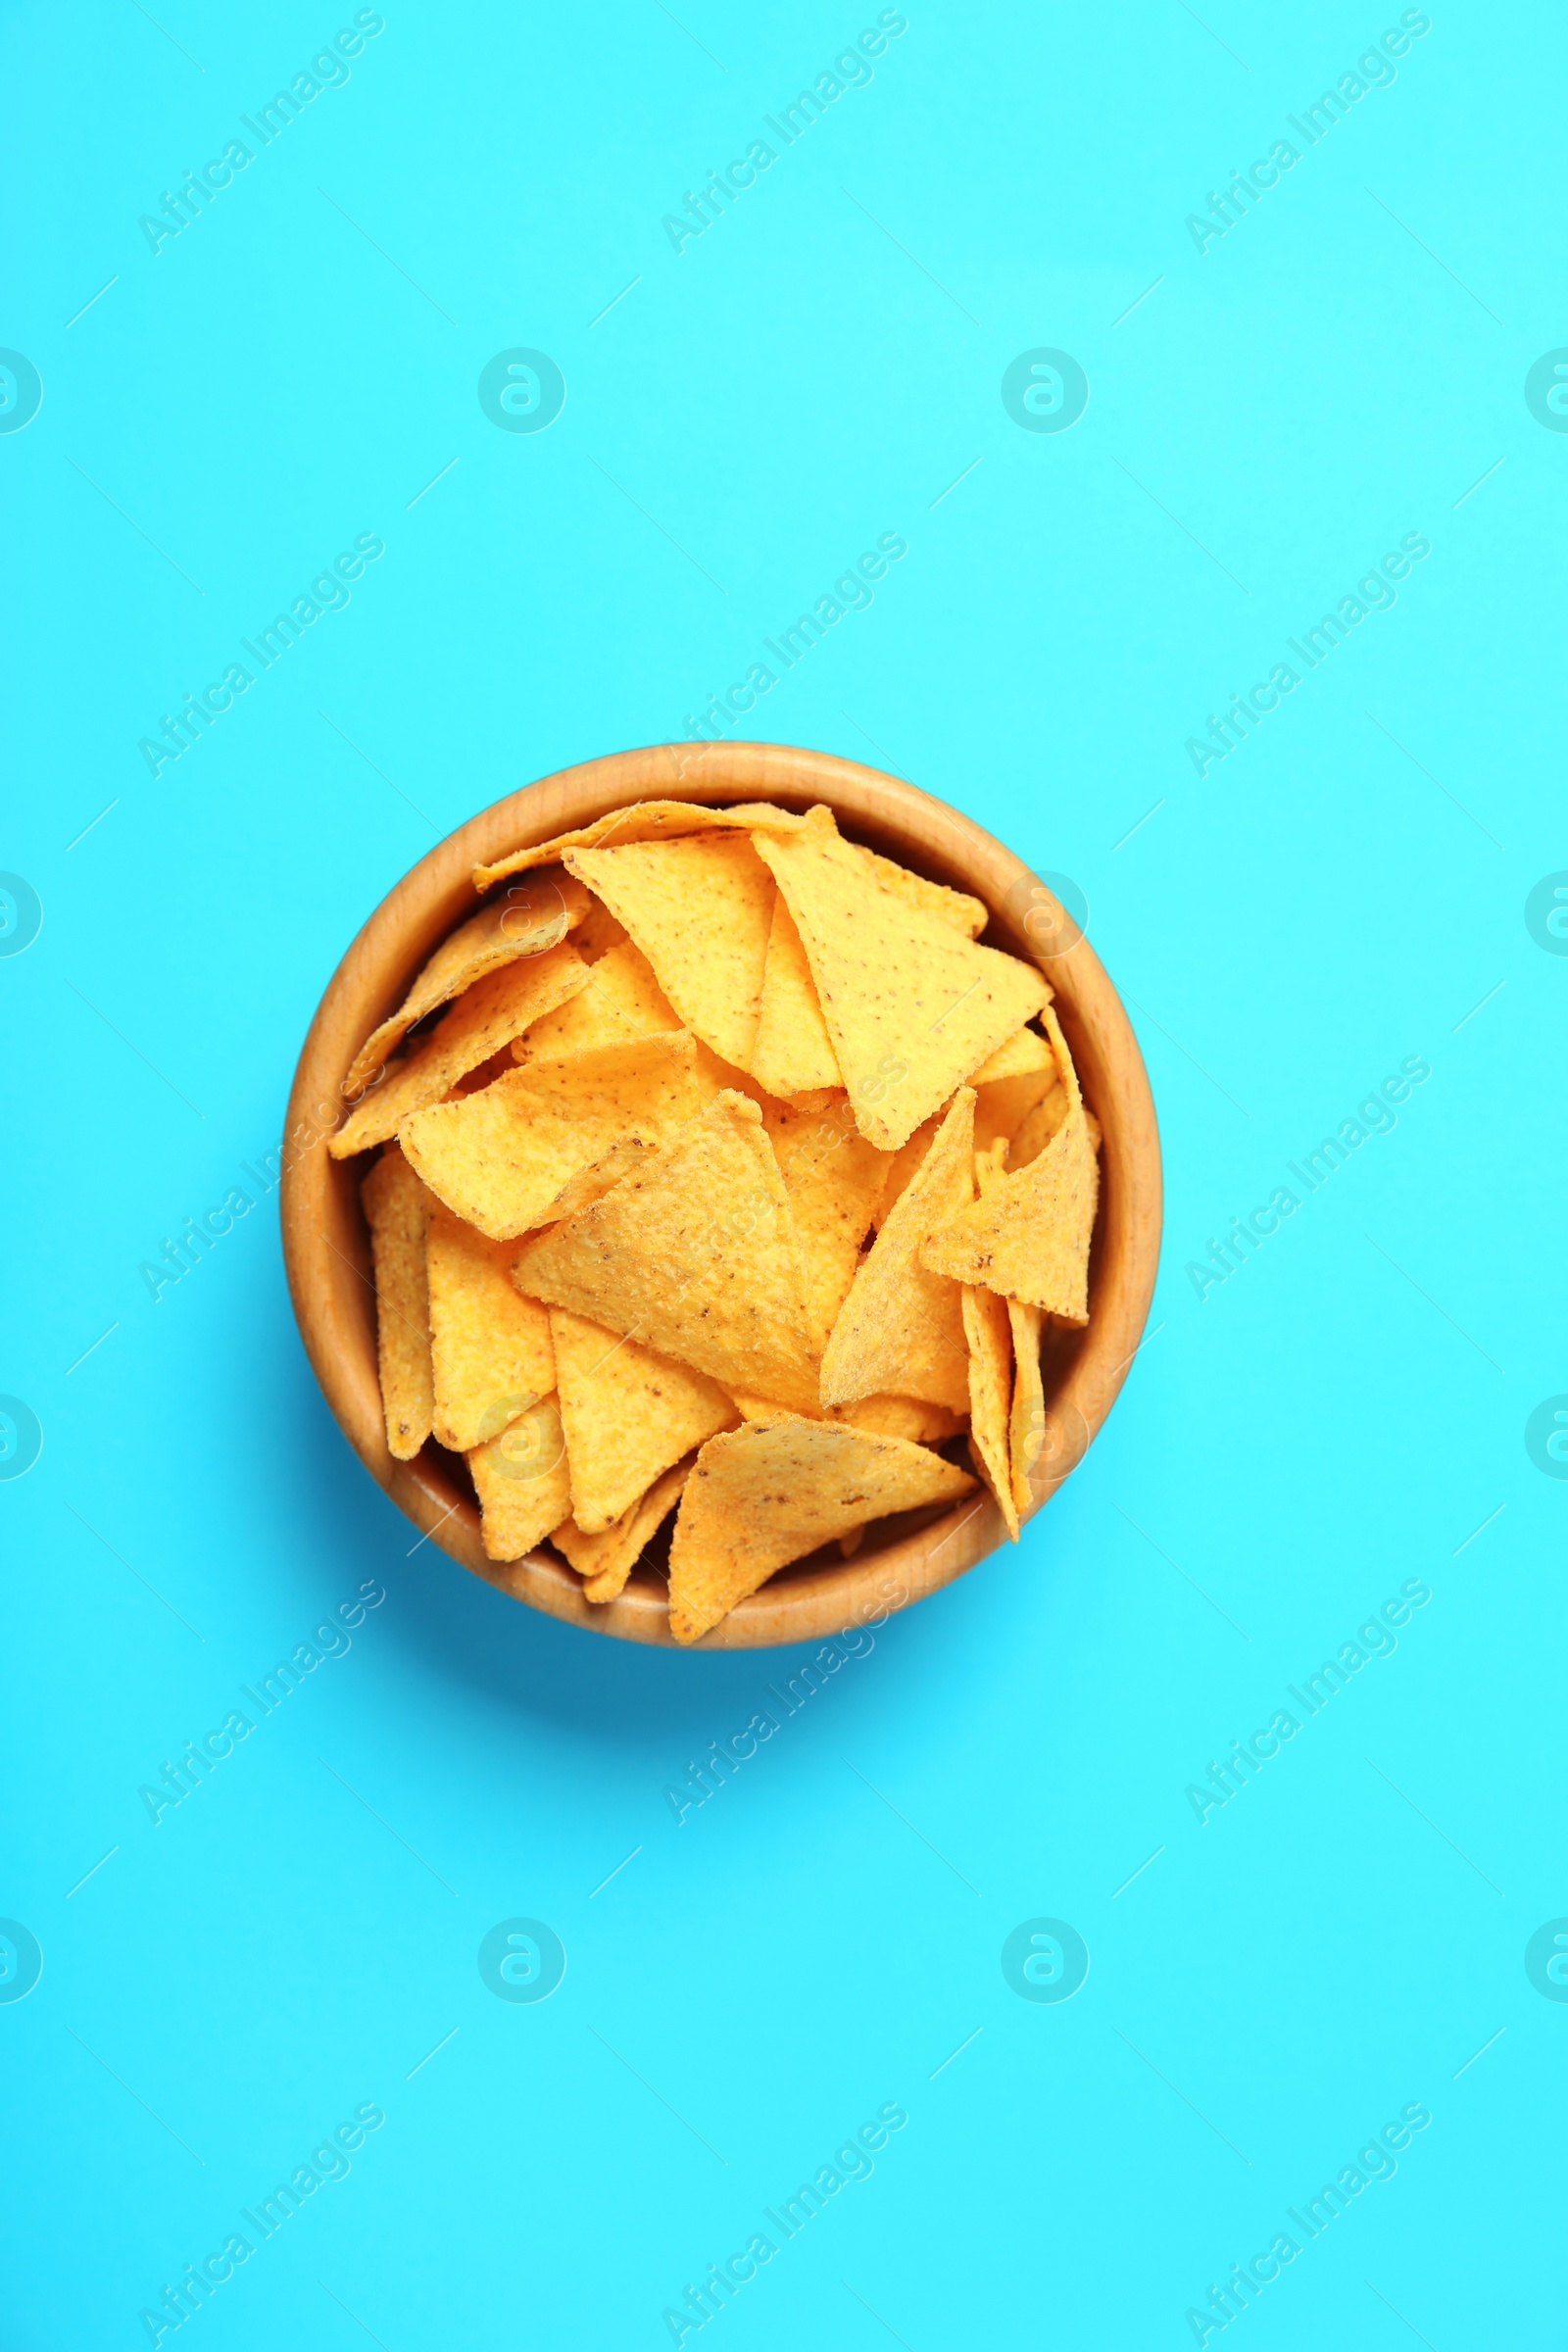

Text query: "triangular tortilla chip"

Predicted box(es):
[343, 873, 592, 1094]
[473, 800, 807, 891]
[513, 939, 676, 1063]
[975, 1070, 1059, 1158]
[832, 1396, 965, 1444]
[752, 817, 1047, 1150]
[401, 1031, 711, 1241]
[728, 1390, 830, 1422]
[819, 1089, 975, 1413]
[850, 843, 989, 938]
[553, 1458, 694, 1603]
[573, 898, 628, 961]
[426, 1204, 556, 1452]
[564, 834, 774, 1069]
[549, 1307, 737, 1534]
[361, 1147, 433, 1459]
[512, 1091, 820, 1413]
[962, 1284, 1019, 1541]
[1006, 1299, 1046, 1520]
[969, 1026, 1053, 1085]
[1008, 1077, 1069, 1167]
[331, 943, 591, 1155]
[750, 894, 842, 1097]
[666, 1416, 975, 1642]
[872, 1115, 939, 1231]
[468, 1396, 572, 1560]
[760, 1097, 892, 1351]
[919, 1010, 1099, 1320]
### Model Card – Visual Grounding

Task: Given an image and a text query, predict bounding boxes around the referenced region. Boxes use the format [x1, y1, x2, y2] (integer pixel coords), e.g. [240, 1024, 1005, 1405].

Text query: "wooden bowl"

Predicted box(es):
[281, 743, 1161, 1648]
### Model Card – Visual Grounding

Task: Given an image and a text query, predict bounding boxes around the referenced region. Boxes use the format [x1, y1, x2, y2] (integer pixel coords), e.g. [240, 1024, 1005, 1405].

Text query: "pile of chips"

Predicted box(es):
[334, 801, 1099, 1642]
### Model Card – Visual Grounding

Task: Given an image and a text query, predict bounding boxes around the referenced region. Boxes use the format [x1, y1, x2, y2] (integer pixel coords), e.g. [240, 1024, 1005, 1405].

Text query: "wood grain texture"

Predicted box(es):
[280, 742, 1162, 1649]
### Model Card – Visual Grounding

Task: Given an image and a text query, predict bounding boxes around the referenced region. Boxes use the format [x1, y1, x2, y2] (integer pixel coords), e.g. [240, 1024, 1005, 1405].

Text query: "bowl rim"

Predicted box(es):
[280, 740, 1162, 1649]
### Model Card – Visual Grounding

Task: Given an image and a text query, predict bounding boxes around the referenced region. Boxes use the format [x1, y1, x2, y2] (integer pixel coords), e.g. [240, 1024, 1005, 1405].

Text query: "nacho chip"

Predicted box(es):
[750, 893, 841, 1097]
[343, 873, 592, 1095]
[832, 1395, 965, 1444]
[919, 1011, 1098, 1320]
[1008, 1078, 1069, 1168]
[361, 1146, 434, 1459]
[752, 816, 1047, 1150]
[401, 1031, 712, 1241]
[468, 1396, 572, 1561]
[513, 938, 676, 1063]
[1006, 1299, 1046, 1520]
[975, 1069, 1059, 1158]
[549, 1307, 737, 1533]
[331, 943, 591, 1155]
[819, 1089, 975, 1413]
[962, 1284, 1019, 1541]
[851, 843, 989, 938]
[728, 1391, 829, 1422]
[666, 1416, 975, 1642]
[969, 1026, 1053, 1085]
[426, 1204, 556, 1452]
[473, 800, 807, 891]
[552, 1458, 693, 1603]
[512, 1091, 820, 1413]
[760, 1097, 892, 1351]
[564, 833, 775, 1070]
[871, 1114, 939, 1231]
[573, 898, 629, 961]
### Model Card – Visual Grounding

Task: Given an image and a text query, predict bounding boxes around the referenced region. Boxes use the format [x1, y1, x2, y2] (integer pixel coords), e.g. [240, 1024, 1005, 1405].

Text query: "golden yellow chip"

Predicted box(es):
[360, 1146, 434, 1459]
[468, 1396, 572, 1560]
[832, 1395, 966, 1444]
[564, 833, 775, 1070]
[752, 813, 1047, 1150]
[962, 1284, 1019, 1542]
[400, 1031, 712, 1241]
[552, 1456, 693, 1603]
[920, 1009, 1098, 1321]
[1007, 1078, 1069, 1167]
[819, 1088, 974, 1413]
[850, 843, 989, 937]
[749, 894, 841, 1097]
[573, 897, 628, 961]
[969, 1026, 1053, 1085]
[975, 1069, 1059, 1158]
[728, 1391, 829, 1422]
[473, 800, 807, 891]
[1006, 1299, 1046, 1520]
[331, 943, 591, 1156]
[513, 938, 676, 1063]
[871, 1115, 938, 1231]
[760, 1097, 892, 1352]
[666, 1416, 975, 1642]
[426, 1204, 556, 1453]
[343, 873, 591, 1095]
[512, 1091, 820, 1413]
[549, 1306, 737, 1533]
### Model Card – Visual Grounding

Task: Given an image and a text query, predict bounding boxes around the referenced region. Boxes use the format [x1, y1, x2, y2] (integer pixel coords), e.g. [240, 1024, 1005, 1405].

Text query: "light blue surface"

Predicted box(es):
[3, 3, 1561, 2344]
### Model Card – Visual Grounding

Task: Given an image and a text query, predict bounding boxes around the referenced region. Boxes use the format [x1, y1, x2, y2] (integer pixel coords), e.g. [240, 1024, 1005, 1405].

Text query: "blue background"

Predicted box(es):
[3, 1, 1562, 2344]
